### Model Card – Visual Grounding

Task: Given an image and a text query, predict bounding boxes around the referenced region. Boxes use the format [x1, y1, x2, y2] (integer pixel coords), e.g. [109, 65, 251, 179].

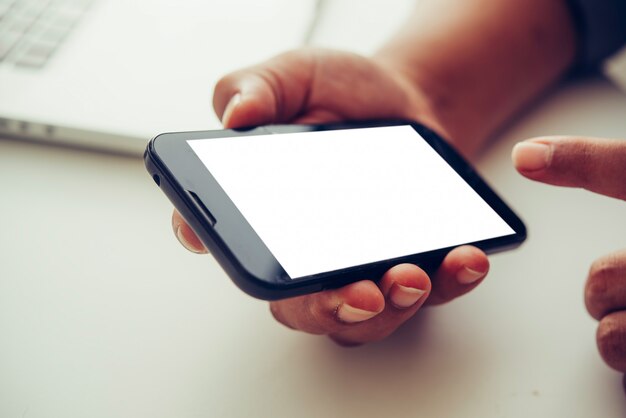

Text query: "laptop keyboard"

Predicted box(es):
[0, 0, 95, 69]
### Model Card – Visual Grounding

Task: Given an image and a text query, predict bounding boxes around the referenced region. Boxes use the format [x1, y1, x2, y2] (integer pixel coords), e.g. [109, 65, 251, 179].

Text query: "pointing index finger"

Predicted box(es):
[512, 136, 626, 200]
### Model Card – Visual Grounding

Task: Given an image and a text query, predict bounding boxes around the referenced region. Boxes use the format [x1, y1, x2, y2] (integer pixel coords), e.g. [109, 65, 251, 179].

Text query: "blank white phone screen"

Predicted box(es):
[188, 125, 514, 279]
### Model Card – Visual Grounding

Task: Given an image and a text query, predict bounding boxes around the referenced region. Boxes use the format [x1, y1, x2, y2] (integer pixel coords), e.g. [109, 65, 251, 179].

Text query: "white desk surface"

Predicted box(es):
[3, 2, 626, 417]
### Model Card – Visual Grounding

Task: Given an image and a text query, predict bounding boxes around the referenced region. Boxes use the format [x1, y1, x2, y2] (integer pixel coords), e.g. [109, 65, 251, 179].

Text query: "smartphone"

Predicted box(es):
[145, 121, 526, 300]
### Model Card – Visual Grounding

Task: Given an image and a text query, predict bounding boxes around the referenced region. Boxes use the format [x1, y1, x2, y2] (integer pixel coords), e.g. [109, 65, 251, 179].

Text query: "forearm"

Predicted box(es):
[374, 0, 577, 156]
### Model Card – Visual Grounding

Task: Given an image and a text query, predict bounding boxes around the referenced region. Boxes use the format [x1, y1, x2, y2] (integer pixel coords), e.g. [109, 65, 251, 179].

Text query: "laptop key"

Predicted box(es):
[0, 29, 21, 60]
[15, 41, 54, 67]
[39, 24, 67, 43]
[15, 52, 47, 67]
[1, 0, 94, 68]
[0, 2, 17, 20]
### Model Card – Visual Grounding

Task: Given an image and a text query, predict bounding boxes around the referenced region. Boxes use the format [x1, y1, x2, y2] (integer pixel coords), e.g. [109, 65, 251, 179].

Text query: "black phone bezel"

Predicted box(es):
[145, 120, 526, 300]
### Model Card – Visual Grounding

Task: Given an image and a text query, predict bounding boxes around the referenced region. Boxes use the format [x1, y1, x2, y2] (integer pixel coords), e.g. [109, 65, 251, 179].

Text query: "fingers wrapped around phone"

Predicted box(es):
[171, 205, 489, 344]
[426, 245, 489, 305]
[172, 209, 207, 254]
[170, 209, 489, 343]
[585, 250, 626, 372]
[270, 247, 488, 346]
[270, 264, 431, 346]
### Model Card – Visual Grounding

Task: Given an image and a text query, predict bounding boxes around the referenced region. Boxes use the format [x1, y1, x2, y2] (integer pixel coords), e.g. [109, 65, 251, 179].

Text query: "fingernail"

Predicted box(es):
[456, 266, 486, 284]
[175, 224, 205, 254]
[512, 142, 552, 171]
[336, 303, 379, 324]
[390, 284, 426, 309]
[221, 93, 241, 127]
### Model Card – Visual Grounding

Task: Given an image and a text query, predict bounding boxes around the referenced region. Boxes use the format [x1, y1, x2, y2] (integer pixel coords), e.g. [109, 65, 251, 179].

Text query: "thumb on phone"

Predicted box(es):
[512, 136, 626, 200]
[213, 52, 315, 129]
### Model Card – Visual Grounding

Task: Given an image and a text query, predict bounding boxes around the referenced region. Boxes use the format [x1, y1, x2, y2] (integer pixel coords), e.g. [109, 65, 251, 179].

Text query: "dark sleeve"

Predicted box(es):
[566, 0, 626, 69]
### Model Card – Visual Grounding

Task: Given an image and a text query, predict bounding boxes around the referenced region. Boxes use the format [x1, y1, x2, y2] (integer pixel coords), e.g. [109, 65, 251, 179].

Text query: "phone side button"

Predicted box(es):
[187, 191, 217, 227]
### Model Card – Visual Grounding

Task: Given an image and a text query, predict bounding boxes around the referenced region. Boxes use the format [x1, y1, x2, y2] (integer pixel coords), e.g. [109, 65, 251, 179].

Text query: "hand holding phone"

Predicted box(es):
[146, 121, 524, 296]
[151, 121, 525, 344]
[158, 50, 524, 345]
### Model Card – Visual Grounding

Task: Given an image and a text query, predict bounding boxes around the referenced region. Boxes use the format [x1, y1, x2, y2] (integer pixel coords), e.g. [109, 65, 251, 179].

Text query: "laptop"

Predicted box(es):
[0, 0, 318, 155]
